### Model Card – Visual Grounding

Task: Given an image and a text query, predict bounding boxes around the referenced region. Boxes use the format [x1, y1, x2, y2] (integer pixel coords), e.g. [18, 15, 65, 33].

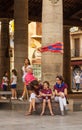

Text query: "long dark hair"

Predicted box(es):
[43, 81, 50, 88]
[12, 69, 17, 76]
[56, 75, 64, 83]
[3, 71, 8, 77]
[24, 58, 30, 65]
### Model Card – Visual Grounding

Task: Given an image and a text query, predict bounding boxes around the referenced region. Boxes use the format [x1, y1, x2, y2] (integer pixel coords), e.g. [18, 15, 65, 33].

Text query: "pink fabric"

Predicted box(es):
[0, 83, 3, 88]
[25, 73, 36, 85]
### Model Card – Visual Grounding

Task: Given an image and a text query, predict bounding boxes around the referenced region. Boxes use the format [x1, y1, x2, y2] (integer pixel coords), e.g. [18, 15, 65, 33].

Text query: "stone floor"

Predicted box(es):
[0, 110, 82, 130]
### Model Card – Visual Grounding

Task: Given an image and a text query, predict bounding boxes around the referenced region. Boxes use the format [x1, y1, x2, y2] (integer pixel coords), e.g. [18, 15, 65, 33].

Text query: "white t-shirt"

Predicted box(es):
[22, 65, 32, 82]
[2, 76, 8, 86]
[11, 75, 17, 85]
[74, 75, 80, 83]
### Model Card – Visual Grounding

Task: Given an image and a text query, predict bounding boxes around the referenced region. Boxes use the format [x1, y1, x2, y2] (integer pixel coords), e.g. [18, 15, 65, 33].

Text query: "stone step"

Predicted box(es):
[0, 100, 28, 111]
[0, 100, 61, 115]
[68, 94, 82, 99]
[0, 99, 82, 114]
[73, 99, 82, 111]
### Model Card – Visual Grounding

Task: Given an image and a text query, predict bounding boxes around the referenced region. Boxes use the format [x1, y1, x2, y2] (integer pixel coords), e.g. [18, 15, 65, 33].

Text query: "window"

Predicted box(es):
[74, 38, 80, 57]
[32, 64, 41, 80]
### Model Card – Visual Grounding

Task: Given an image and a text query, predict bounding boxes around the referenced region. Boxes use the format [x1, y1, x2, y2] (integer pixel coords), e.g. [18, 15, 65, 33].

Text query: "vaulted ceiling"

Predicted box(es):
[0, 0, 82, 26]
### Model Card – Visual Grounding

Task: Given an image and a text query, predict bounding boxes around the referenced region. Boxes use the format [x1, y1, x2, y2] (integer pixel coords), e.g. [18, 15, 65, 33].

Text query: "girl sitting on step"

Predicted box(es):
[40, 81, 54, 116]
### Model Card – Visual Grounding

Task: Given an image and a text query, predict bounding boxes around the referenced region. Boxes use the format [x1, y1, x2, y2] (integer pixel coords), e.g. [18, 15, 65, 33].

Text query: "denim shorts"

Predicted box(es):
[3, 85, 7, 91]
[11, 84, 17, 89]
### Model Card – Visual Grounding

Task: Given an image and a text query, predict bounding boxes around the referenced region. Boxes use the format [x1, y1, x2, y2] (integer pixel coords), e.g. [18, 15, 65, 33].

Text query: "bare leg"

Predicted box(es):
[25, 102, 32, 116]
[22, 84, 27, 99]
[47, 99, 54, 116]
[31, 98, 36, 111]
[11, 89, 14, 98]
[26, 90, 29, 99]
[40, 99, 46, 116]
[28, 102, 33, 113]
[14, 89, 17, 98]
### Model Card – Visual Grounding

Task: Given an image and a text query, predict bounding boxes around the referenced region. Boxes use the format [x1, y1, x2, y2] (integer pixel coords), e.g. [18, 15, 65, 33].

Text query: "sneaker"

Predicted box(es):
[14, 97, 17, 100]
[65, 106, 69, 115]
[61, 111, 64, 116]
[1, 96, 7, 100]
[11, 97, 15, 100]
[65, 106, 68, 111]
[18, 97, 23, 101]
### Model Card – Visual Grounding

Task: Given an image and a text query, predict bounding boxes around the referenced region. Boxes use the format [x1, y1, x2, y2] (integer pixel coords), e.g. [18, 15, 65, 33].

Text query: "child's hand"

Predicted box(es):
[51, 95, 54, 99]
[42, 94, 46, 97]
[36, 95, 41, 98]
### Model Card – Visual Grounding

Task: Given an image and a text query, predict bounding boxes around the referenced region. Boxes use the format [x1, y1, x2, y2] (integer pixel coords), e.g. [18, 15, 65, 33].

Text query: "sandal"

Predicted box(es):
[50, 112, 54, 116]
[32, 110, 36, 115]
[25, 112, 32, 116]
[40, 112, 44, 116]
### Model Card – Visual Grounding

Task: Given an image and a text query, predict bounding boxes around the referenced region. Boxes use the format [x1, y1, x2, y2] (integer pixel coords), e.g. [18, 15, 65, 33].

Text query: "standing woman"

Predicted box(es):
[53, 75, 68, 116]
[19, 58, 31, 101]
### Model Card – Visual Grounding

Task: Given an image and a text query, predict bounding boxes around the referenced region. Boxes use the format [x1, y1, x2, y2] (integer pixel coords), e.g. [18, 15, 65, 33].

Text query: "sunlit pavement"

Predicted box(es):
[0, 110, 82, 130]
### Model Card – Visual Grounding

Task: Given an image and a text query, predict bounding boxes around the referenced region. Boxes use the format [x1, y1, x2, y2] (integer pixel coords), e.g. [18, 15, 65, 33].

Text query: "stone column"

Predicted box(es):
[0, 19, 10, 82]
[63, 26, 71, 93]
[0, 22, 1, 82]
[42, 0, 63, 86]
[14, 0, 28, 89]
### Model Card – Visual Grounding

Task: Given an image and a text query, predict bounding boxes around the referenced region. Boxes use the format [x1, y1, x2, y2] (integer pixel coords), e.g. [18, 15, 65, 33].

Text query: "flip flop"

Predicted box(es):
[25, 112, 32, 116]
[50, 113, 54, 116]
[40, 112, 44, 116]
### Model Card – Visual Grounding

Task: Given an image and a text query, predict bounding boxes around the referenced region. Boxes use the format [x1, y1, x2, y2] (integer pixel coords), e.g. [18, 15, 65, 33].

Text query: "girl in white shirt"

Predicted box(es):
[10, 69, 17, 99]
[1, 71, 9, 99]
[2, 71, 9, 91]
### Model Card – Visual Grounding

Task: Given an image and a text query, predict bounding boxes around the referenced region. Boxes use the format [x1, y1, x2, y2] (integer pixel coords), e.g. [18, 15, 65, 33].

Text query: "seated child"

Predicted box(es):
[40, 81, 54, 116]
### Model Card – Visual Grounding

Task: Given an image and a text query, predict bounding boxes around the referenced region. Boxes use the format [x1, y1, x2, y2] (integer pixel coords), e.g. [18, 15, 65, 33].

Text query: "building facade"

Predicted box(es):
[70, 28, 82, 92]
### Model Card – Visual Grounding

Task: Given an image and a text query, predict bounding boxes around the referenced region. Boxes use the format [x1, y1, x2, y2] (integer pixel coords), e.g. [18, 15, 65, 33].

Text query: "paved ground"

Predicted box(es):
[0, 111, 82, 130]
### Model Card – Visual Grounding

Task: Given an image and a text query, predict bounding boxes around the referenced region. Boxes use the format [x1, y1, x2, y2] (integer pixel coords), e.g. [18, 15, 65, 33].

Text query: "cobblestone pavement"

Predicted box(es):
[0, 111, 82, 130]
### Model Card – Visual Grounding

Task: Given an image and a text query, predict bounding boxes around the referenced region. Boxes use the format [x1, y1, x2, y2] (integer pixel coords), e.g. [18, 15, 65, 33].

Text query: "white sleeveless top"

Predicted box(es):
[22, 65, 32, 82]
